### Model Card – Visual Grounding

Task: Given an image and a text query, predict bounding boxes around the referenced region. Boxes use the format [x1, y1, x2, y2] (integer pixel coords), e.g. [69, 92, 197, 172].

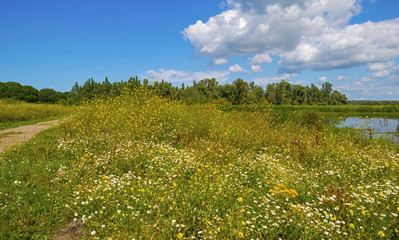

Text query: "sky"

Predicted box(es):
[1, 0, 399, 100]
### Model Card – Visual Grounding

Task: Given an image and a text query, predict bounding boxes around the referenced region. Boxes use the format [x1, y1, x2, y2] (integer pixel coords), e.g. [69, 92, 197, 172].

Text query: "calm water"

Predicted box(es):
[337, 117, 399, 142]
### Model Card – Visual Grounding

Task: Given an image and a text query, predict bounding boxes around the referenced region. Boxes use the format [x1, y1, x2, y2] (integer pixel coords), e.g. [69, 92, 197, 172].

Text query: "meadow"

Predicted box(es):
[0, 99, 73, 130]
[0, 88, 398, 239]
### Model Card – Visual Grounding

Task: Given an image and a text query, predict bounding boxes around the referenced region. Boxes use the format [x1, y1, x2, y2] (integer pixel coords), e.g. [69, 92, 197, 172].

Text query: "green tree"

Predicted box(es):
[292, 85, 307, 105]
[275, 80, 293, 105]
[265, 83, 277, 104]
[38, 88, 59, 103]
[232, 78, 249, 105]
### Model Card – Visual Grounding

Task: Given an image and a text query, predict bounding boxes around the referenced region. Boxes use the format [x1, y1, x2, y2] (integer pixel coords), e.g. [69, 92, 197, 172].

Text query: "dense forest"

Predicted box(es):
[1, 77, 349, 105]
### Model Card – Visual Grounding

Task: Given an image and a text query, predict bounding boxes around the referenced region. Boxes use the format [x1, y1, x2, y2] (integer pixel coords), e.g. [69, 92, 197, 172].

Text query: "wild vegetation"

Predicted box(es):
[0, 99, 73, 130]
[70, 77, 348, 105]
[221, 104, 399, 114]
[0, 75, 350, 106]
[0, 82, 72, 104]
[0, 87, 398, 239]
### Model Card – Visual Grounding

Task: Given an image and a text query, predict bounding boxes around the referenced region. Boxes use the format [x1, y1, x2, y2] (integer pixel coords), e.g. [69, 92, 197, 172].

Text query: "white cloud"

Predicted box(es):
[336, 82, 399, 100]
[252, 73, 297, 85]
[248, 53, 272, 65]
[183, 0, 399, 73]
[213, 58, 228, 66]
[367, 61, 394, 71]
[371, 70, 390, 78]
[251, 65, 263, 73]
[337, 75, 348, 81]
[319, 76, 327, 82]
[279, 19, 399, 72]
[146, 69, 231, 84]
[229, 64, 247, 73]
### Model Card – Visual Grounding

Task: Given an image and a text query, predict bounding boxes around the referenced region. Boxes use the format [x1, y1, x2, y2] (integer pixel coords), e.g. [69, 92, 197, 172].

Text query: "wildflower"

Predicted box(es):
[91, 231, 96, 235]
[378, 231, 385, 237]
[237, 197, 243, 202]
[177, 232, 184, 239]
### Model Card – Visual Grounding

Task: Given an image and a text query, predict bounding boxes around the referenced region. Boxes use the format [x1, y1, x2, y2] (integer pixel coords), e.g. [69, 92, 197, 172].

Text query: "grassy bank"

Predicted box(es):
[0, 100, 73, 130]
[0, 89, 398, 239]
[221, 104, 399, 114]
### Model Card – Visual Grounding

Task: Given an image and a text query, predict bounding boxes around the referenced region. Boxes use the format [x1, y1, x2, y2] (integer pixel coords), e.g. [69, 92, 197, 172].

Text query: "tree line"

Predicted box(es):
[0, 81, 72, 104]
[1, 77, 348, 105]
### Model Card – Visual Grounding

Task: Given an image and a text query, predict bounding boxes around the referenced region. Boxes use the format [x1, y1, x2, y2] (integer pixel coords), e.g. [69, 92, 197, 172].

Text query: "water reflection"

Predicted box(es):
[337, 117, 399, 142]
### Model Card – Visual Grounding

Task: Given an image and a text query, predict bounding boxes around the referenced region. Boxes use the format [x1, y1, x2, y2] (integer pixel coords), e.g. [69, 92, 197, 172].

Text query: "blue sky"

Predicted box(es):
[1, 0, 398, 100]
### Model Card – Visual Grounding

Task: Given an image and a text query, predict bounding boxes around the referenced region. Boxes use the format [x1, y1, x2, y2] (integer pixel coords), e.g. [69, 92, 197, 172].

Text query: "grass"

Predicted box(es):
[0, 89, 398, 239]
[221, 104, 399, 115]
[0, 100, 73, 130]
[0, 132, 23, 138]
[0, 129, 73, 239]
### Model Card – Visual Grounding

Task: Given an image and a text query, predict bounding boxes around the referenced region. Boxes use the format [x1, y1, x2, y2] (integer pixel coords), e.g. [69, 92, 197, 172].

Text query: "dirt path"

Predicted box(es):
[0, 119, 65, 154]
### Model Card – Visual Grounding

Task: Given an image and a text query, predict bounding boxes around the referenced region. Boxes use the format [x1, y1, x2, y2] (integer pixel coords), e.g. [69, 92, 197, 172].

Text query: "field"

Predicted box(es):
[0, 99, 73, 130]
[0, 89, 398, 239]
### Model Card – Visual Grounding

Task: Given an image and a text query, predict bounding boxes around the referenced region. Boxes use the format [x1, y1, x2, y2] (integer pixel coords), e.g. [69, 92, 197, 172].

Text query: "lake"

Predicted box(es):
[337, 116, 399, 142]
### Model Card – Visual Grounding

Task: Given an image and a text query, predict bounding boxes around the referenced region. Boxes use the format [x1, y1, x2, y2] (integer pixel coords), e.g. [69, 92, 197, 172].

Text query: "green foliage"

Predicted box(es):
[0, 88, 398, 239]
[221, 104, 398, 114]
[2, 76, 352, 106]
[0, 81, 76, 104]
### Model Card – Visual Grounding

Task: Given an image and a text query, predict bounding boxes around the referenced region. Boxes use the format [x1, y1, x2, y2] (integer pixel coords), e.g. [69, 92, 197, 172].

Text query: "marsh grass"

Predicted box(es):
[221, 104, 399, 114]
[0, 88, 398, 239]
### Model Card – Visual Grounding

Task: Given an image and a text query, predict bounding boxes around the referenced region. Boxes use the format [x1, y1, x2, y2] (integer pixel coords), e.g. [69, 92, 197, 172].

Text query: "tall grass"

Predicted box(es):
[221, 104, 399, 114]
[0, 88, 398, 239]
[0, 100, 73, 129]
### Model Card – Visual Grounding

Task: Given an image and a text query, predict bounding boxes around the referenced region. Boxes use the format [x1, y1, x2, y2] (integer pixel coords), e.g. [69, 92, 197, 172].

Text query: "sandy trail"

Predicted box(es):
[0, 119, 64, 154]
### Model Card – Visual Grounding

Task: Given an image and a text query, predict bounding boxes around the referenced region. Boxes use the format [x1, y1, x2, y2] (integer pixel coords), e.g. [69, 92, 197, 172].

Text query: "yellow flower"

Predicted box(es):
[378, 231, 385, 237]
[237, 197, 243, 202]
[349, 223, 355, 229]
[177, 232, 184, 239]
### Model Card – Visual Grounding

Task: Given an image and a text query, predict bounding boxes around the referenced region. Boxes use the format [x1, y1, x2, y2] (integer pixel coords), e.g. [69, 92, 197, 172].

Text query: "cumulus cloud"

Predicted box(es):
[251, 65, 263, 73]
[371, 70, 390, 78]
[336, 82, 399, 100]
[183, 0, 399, 73]
[279, 19, 399, 72]
[252, 73, 297, 85]
[248, 53, 272, 65]
[213, 58, 228, 66]
[229, 64, 247, 73]
[319, 76, 327, 82]
[367, 61, 394, 71]
[334, 60, 399, 99]
[146, 69, 231, 84]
